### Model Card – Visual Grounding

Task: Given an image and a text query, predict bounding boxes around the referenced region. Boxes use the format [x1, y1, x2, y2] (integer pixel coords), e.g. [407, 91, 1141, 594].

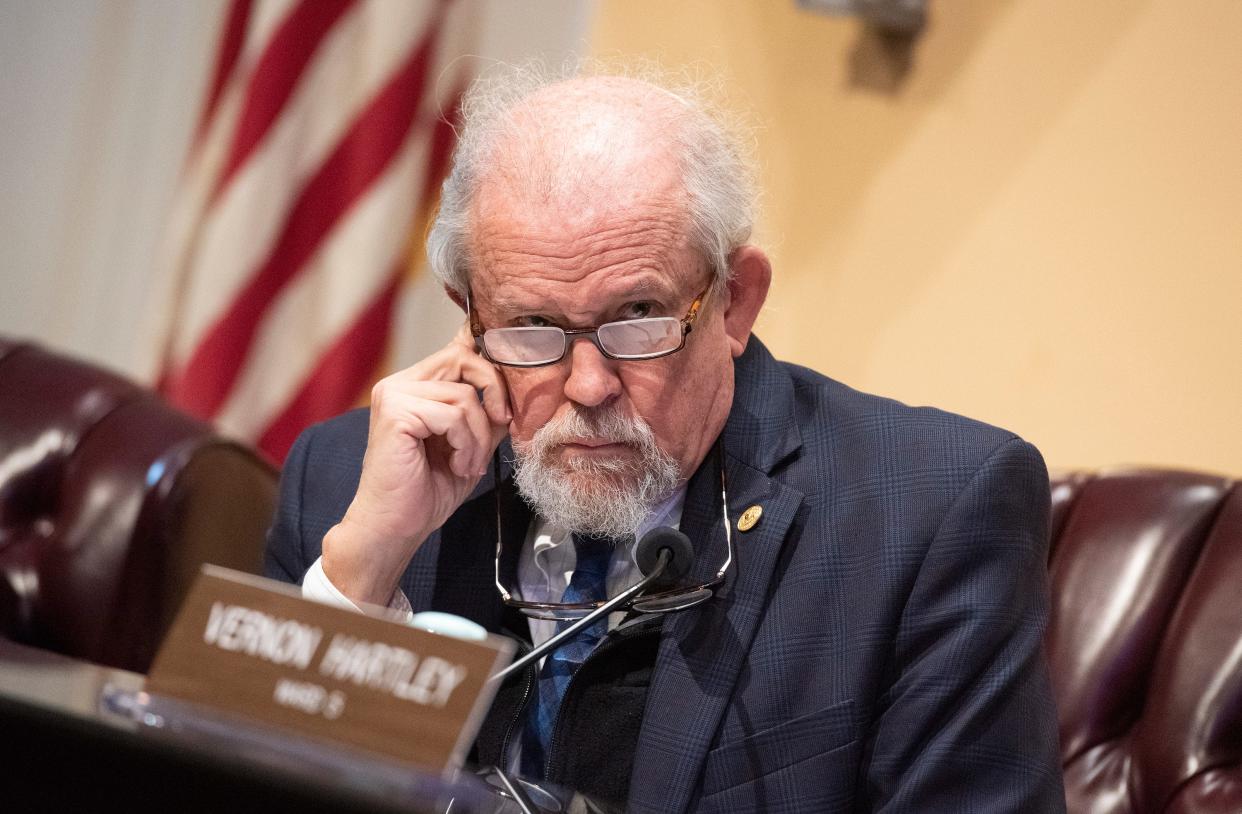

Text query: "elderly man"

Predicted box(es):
[265, 71, 1064, 812]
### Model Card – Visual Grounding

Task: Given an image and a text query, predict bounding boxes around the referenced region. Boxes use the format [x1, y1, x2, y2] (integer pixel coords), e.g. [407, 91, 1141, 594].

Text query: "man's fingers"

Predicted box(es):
[392, 338, 511, 427]
[377, 393, 486, 479]
[366, 327, 512, 480]
[457, 352, 512, 427]
[380, 379, 498, 474]
[489, 413, 510, 450]
[452, 317, 475, 349]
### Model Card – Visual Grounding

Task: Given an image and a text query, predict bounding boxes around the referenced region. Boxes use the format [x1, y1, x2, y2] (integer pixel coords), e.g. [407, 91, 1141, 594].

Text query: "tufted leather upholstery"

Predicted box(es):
[1048, 469, 1242, 814]
[0, 338, 277, 673]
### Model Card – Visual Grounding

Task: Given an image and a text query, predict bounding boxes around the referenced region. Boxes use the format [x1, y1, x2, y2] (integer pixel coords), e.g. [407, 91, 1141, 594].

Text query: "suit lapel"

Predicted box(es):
[629, 339, 808, 814]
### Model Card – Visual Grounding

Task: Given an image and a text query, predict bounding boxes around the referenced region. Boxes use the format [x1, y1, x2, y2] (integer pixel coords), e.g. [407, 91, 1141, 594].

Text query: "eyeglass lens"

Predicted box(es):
[482, 317, 683, 365]
[631, 587, 714, 613]
[481, 326, 567, 366]
[597, 318, 682, 356]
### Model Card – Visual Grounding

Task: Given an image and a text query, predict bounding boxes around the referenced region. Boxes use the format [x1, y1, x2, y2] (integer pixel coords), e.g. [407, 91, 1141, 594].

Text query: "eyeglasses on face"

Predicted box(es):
[466, 287, 708, 368]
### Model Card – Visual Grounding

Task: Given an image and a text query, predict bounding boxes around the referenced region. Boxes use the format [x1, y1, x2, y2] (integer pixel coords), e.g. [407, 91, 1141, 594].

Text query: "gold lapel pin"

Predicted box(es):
[737, 504, 763, 532]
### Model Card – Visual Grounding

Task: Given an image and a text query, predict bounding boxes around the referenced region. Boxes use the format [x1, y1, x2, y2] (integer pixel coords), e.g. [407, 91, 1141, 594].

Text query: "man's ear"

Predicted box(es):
[445, 285, 467, 313]
[722, 245, 771, 358]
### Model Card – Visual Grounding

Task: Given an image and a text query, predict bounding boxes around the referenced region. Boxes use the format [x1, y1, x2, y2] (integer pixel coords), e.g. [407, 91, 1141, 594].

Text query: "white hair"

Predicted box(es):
[426, 61, 758, 297]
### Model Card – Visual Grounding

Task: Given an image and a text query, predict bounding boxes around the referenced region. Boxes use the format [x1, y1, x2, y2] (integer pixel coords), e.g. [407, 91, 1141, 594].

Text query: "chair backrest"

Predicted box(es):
[0, 338, 278, 672]
[1048, 469, 1242, 813]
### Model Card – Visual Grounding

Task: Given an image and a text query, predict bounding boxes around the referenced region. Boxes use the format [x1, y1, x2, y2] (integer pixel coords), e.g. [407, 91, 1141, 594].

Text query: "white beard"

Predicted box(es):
[511, 405, 681, 538]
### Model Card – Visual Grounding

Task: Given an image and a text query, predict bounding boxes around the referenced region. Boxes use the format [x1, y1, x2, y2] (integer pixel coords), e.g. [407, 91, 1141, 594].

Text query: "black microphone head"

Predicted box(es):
[635, 526, 694, 588]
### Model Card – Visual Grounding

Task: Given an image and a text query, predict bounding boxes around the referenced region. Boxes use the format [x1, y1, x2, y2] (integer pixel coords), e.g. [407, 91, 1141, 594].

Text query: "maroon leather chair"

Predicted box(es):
[1049, 469, 1242, 813]
[0, 338, 278, 673]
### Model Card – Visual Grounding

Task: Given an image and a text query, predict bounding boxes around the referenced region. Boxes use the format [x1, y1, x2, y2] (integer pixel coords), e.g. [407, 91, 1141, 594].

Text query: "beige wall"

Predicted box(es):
[592, 0, 1242, 475]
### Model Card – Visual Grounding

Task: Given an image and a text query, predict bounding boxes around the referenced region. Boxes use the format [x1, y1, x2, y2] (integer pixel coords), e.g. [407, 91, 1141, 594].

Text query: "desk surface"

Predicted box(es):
[0, 636, 143, 718]
[0, 640, 515, 813]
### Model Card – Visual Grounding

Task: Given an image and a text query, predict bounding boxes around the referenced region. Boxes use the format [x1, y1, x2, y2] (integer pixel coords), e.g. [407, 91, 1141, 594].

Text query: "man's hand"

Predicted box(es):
[321, 323, 511, 607]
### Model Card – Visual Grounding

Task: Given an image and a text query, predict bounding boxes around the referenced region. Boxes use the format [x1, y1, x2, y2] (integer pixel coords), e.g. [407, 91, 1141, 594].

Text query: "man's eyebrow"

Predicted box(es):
[626, 278, 664, 296]
[488, 292, 574, 314]
[487, 279, 673, 312]
[487, 292, 529, 312]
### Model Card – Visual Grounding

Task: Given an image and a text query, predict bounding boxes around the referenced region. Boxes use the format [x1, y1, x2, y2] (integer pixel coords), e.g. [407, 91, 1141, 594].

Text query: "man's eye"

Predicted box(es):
[517, 315, 556, 328]
[624, 302, 654, 319]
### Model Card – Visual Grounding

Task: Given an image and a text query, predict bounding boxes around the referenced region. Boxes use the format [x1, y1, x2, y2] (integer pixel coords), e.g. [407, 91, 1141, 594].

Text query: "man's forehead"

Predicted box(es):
[471, 252, 695, 310]
[468, 194, 694, 292]
[468, 154, 694, 285]
[473, 181, 686, 243]
[487, 269, 675, 300]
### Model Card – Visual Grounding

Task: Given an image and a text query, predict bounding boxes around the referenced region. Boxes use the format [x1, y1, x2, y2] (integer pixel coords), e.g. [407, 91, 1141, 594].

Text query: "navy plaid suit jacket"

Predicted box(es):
[265, 337, 1065, 812]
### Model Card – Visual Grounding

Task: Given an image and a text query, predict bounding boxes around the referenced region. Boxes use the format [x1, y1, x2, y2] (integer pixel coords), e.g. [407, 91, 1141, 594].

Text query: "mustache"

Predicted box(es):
[524, 405, 657, 451]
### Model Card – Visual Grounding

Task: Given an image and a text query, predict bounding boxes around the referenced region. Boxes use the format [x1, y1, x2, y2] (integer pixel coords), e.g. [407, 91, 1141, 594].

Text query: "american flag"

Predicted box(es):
[155, 0, 476, 463]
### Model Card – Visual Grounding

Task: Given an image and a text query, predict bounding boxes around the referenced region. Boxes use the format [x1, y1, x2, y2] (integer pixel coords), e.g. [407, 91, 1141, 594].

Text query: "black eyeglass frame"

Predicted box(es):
[466, 287, 708, 368]
[491, 439, 735, 620]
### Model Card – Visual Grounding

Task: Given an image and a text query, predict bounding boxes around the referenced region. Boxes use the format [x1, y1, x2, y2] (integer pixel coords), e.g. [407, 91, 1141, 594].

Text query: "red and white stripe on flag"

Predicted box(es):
[156, 0, 475, 464]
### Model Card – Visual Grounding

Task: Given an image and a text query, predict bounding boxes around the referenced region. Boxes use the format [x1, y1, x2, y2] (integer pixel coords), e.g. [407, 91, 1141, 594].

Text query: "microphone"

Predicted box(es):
[635, 526, 693, 589]
[489, 526, 695, 682]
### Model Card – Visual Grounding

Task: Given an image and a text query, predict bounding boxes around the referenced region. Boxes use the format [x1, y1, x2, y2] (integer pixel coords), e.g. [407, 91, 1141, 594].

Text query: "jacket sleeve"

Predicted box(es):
[262, 426, 313, 585]
[864, 437, 1066, 812]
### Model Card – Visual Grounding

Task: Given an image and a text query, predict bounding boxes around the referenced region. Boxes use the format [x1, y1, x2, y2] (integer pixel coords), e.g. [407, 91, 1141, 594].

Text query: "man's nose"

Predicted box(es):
[562, 337, 622, 408]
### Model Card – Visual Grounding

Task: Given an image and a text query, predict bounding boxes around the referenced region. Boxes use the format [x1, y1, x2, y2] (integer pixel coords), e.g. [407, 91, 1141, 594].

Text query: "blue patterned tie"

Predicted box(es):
[520, 533, 615, 778]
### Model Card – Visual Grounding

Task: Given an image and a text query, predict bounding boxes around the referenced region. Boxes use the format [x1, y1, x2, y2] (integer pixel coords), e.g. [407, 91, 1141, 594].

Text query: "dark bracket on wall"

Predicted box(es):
[798, 0, 927, 93]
